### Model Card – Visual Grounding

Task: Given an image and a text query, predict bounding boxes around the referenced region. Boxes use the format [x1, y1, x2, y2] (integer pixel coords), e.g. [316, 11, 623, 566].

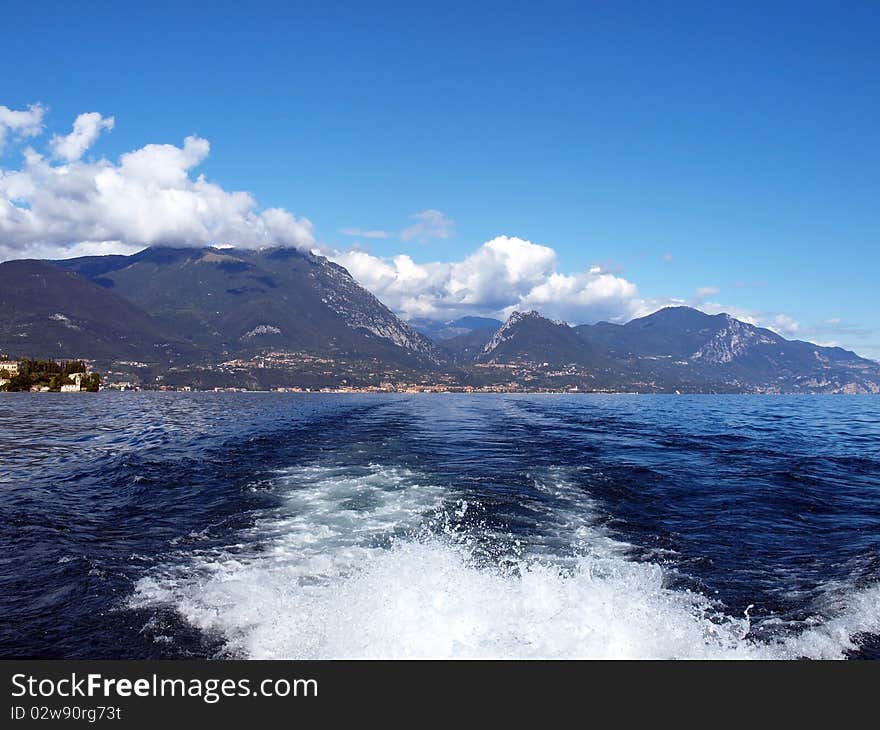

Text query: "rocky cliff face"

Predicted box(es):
[573, 307, 880, 393]
[690, 315, 780, 364]
[481, 311, 559, 356]
[478, 311, 597, 366]
[313, 258, 441, 363]
[437, 305, 880, 393]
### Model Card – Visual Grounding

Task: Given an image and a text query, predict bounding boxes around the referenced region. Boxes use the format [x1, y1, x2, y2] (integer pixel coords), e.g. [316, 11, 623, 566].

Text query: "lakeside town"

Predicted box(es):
[2, 347, 865, 395]
[0, 352, 631, 394]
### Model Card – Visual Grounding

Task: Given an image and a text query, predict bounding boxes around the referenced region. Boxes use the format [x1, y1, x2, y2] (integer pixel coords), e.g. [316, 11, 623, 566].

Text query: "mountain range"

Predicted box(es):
[1, 245, 877, 393]
[474, 308, 880, 393]
[2, 246, 438, 367]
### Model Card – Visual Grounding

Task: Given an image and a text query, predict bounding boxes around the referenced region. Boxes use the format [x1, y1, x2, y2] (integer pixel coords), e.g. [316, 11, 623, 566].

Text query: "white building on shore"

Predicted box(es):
[60, 372, 84, 392]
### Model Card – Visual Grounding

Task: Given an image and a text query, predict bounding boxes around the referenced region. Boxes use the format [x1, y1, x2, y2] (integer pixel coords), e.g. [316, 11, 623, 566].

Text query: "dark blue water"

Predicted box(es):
[1, 393, 878, 659]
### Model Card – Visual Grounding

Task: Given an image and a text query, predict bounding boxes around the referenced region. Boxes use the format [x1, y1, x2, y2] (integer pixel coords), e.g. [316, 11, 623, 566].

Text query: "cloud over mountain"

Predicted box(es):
[331, 235, 646, 323]
[0, 103, 839, 350]
[0, 106, 314, 260]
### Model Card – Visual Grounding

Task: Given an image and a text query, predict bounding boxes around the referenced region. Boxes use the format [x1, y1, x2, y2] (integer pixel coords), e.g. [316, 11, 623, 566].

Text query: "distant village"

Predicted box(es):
[0, 351, 607, 394]
[91, 349, 609, 393]
[0, 349, 739, 394]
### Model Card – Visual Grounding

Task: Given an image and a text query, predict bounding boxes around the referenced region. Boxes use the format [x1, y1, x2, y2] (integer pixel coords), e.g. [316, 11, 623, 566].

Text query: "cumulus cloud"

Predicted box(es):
[688, 300, 762, 327]
[400, 208, 454, 243]
[691, 299, 809, 338]
[50, 112, 115, 161]
[0, 105, 314, 260]
[769, 313, 801, 336]
[332, 235, 646, 323]
[0, 103, 45, 152]
[332, 236, 822, 341]
[331, 237, 808, 335]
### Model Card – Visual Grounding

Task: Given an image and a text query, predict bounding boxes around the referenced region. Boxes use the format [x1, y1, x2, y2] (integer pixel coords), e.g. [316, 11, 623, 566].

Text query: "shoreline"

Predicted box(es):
[4, 389, 873, 396]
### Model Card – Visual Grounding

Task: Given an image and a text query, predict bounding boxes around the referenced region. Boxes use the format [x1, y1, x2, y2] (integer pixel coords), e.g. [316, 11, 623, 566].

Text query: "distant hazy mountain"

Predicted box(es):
[409, 316, 502, 340]
[436, 327, 499, 365]
[3, 246, 440, 367]
[457, 307, 880, 393]
[576, 306, 880, 392]
[413, 315, 505, 365]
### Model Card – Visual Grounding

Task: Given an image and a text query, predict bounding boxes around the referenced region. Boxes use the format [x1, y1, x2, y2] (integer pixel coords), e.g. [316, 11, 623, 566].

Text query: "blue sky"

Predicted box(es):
[1, 1, 878, 357]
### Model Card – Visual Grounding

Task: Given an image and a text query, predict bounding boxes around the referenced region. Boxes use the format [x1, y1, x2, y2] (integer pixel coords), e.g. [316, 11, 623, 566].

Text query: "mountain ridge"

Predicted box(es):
[51, 245, 441, 367]
[0, 259, 195, 363]
[439, 307, 880, 393]
[0, 246, 877, 393]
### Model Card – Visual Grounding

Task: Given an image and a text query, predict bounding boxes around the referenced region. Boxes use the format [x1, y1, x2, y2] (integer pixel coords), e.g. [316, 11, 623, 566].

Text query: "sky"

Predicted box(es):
[1, 1, 878, 358]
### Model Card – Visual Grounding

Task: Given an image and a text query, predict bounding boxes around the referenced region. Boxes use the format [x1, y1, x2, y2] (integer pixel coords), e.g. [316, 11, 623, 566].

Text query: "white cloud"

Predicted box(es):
[400, 208, 454, 243]
[691, 300, 763, 327]
[694, 300, 807, 338]
[340, 227, 389, 239]
[332, 235, 645, 323]
[50, 112, 114, 161]
[0, 103, 45, 153]
[332, 237, 809, 335]
[769, 313, 801, 336]
[335, 235, 819, 338]
[14, 239, 147, 261]
[0, 107, 314, 260]
[516, 271, 642, 323]
[695, 285, 719, 300]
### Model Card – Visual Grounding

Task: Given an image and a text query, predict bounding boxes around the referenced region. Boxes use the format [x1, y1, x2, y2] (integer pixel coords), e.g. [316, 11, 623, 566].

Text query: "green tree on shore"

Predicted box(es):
[0, 359, 100, 392]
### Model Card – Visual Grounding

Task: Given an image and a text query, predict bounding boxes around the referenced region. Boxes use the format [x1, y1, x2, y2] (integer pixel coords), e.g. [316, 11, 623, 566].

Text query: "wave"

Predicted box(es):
[131, 463, 880, 659]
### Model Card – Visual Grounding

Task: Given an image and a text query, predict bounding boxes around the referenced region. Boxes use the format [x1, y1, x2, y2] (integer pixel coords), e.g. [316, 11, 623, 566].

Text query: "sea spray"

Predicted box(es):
[132, 462, 880, 659]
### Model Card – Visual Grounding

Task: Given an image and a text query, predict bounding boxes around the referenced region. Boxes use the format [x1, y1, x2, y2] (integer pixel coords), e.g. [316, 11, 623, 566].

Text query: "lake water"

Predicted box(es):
[1, 392, 878, 659]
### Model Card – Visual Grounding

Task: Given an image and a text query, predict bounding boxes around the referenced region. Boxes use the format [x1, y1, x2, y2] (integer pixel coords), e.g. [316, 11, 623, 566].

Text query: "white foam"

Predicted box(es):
[778, 582, 880, 659]
[132, 464, 880, 659]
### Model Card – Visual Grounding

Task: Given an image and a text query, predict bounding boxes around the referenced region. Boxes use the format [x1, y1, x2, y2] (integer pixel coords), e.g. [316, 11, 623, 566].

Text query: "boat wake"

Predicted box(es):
[131, 463, 880, 659]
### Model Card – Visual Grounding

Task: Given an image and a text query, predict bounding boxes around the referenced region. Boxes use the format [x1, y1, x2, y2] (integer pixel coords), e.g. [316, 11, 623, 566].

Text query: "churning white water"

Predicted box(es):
[132, 464, 880, 659]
